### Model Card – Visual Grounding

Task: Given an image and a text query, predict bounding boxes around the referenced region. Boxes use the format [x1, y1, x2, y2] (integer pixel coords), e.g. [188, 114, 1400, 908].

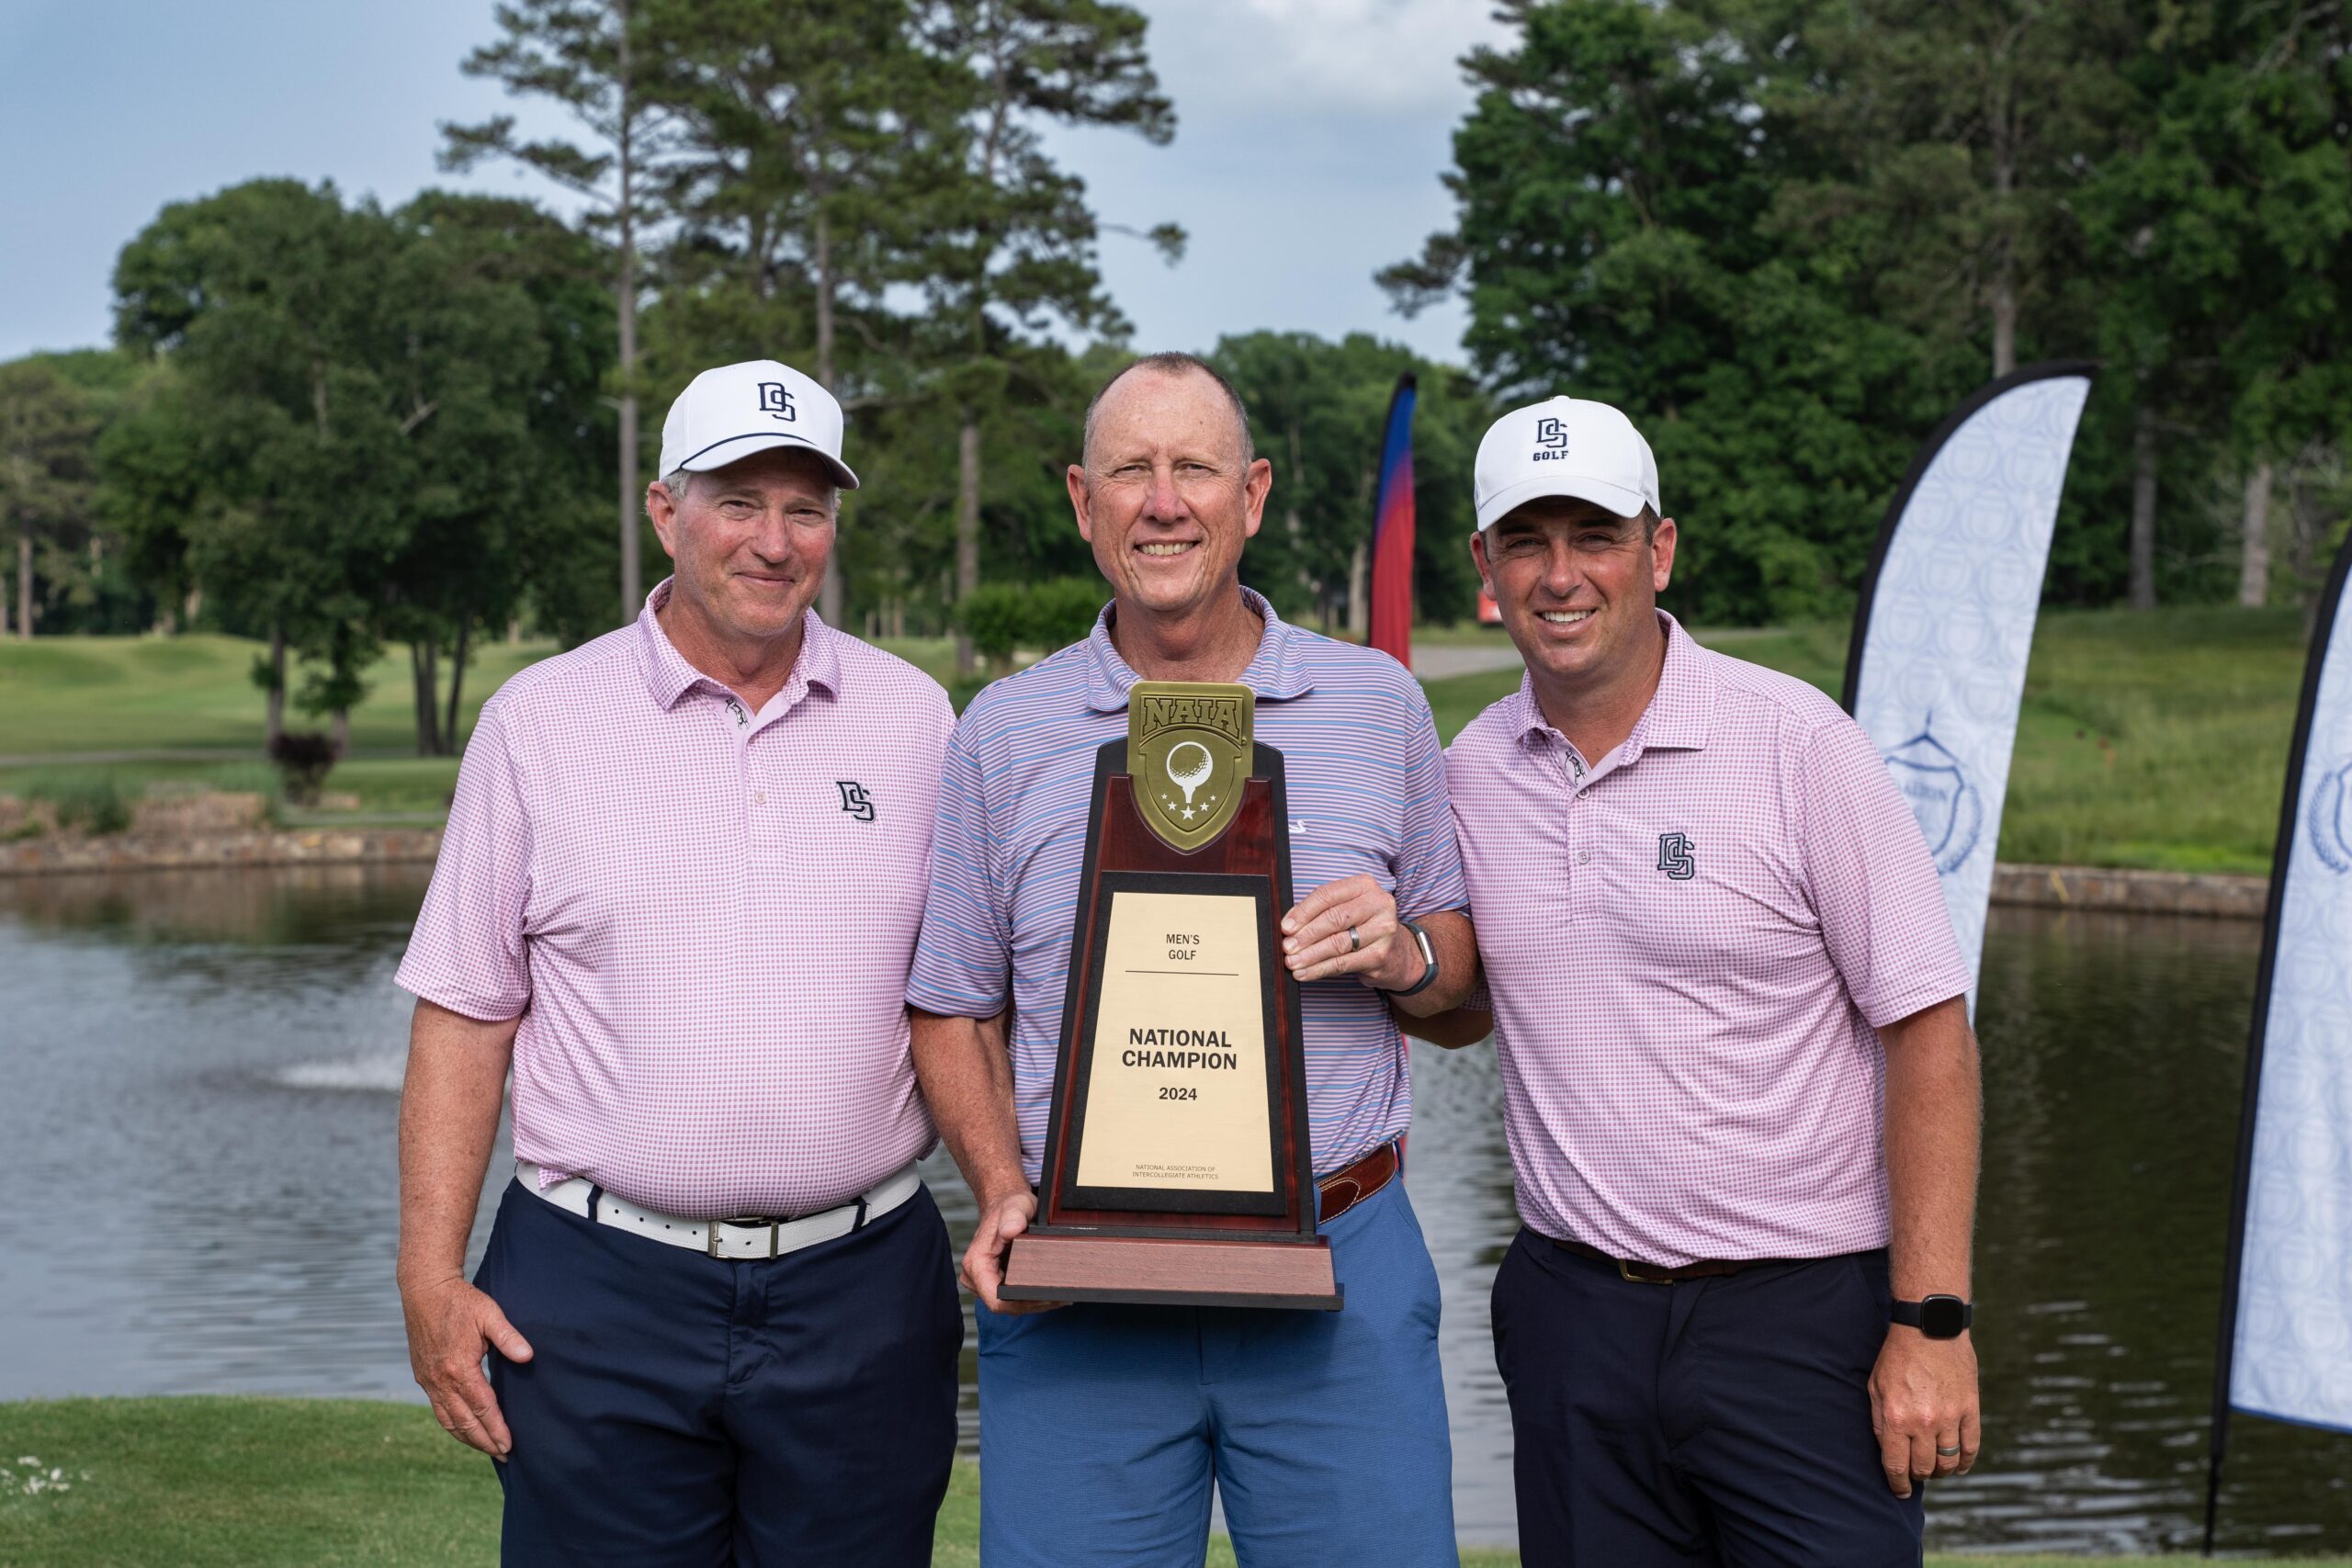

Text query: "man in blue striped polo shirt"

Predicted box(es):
[909, 352, 1478, 1567]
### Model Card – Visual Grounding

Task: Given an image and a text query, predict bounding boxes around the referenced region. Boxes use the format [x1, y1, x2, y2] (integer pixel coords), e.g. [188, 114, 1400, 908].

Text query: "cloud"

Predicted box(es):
[1138, 0, 1511, 117]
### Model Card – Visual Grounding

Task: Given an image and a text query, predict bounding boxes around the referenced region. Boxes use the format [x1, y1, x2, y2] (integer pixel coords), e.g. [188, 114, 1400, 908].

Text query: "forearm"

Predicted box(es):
[911, 1007, 1028, 1208]
[1393, 1002, 1493, 1049]
[397, 998, 518, 1292]
[1880, 996, 1980, 1300]
[1387, 908, 1478, 1018]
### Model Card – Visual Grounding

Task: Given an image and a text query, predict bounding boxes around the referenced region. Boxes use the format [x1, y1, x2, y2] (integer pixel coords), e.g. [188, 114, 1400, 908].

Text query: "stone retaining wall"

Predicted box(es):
[0, 828, 446, 878]
[1988, 862, 2269, 920]
[0, 829, 2278, 919]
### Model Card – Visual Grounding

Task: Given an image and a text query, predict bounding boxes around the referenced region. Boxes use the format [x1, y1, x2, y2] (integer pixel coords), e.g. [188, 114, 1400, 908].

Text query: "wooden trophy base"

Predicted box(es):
[1001, 1228, 1341, 1311]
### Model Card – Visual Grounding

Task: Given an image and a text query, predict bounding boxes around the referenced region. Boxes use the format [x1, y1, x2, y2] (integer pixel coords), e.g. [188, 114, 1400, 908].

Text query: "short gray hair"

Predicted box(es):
[1081, 352, 1256, 468]
[648, 462, 839, 519]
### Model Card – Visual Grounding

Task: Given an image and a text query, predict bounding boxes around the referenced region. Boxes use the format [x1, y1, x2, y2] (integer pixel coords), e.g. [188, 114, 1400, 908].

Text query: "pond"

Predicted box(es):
[1, 866, 2346, 1552]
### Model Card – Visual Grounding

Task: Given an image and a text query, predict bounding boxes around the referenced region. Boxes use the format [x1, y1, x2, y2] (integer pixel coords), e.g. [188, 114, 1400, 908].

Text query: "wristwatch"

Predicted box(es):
[1892, 1295, 1973, 1339]
[1387, 918, 1440, 998]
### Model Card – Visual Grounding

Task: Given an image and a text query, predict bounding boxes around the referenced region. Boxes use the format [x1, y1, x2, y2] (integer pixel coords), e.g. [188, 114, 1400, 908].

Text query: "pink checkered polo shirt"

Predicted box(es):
[1446, 613, 1971, 1267]
[396, 582, 955, 1220]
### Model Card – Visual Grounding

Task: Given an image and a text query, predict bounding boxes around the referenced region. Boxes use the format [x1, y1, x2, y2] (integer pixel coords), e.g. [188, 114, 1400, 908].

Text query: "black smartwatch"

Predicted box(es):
[1892, 1295, 1973, 1339]
[1387, 918, 1441, 998]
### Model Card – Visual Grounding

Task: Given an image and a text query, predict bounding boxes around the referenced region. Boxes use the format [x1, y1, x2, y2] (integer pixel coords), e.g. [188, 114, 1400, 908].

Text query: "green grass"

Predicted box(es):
[7, 767, 136, 834]
[0, 607, 2311, 871]
[0, 1398, 2337, 1567]
[1420, 606, 2304, 876]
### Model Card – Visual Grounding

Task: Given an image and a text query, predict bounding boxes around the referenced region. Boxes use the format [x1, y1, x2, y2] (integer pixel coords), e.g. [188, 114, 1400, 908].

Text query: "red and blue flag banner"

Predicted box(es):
[1367, 373, 1418, 668]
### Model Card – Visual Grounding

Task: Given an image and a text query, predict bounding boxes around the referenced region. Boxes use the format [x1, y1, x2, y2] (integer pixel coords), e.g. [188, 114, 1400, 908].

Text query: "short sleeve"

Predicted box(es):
[1799, 716, 1973, 1027]
[396, 700, 534, 1021]
[906, 719, 1012, 1018]
[1389, 686, 1469, 922]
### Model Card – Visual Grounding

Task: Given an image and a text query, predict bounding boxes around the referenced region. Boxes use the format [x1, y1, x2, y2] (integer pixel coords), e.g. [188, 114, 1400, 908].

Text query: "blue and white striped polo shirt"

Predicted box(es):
[908, 586, 1468, 1182]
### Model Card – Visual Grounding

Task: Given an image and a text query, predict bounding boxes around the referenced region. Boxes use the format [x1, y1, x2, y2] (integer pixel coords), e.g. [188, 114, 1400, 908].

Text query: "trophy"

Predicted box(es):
[999, 682, 1340, 1310]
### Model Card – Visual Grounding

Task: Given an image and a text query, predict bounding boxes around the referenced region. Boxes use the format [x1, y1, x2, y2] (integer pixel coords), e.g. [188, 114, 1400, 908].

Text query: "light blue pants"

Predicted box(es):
[976, 1177, 1458, 1567]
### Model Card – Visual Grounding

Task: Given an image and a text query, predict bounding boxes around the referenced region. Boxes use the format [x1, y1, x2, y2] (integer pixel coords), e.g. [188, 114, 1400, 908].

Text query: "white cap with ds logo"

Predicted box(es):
[1473, 395, 1657, 534]
[658, 358, 860, 491]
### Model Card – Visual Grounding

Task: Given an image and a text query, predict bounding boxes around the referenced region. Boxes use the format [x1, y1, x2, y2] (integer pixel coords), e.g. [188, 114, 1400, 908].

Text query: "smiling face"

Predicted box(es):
[1068, 366, 1272, 623]
[647, 446, 838, 649]
[1473, 496, 1678, 696]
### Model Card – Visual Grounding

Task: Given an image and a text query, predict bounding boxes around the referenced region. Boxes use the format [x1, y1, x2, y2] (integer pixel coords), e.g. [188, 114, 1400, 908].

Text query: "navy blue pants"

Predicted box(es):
[477, 1179, 961, 1567]
[1493, 1230, 1923, 1567]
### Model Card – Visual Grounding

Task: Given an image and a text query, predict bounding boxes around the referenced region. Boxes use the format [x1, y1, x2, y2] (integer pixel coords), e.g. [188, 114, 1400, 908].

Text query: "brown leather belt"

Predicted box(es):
[1317, 1141, 1399, 1225]
[1551, 1235, 1767, 1285]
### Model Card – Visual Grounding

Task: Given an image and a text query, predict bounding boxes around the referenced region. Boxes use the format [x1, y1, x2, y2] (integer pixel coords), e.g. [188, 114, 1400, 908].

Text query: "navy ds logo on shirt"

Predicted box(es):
[837, 781, 876, 823]
[1656, 831, 1695, 881]
[757, 381, 797, 422]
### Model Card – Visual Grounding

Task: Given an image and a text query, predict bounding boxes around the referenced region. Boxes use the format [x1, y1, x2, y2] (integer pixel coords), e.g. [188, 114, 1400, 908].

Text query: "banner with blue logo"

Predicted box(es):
[2206, 529, 2352, 1542]
[1842, 363, 2095, 1009]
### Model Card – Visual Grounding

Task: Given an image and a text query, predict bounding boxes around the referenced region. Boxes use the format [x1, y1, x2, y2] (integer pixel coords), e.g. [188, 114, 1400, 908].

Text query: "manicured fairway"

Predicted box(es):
[1421, 605, 2307, 875]
[0, 605, 2312, 871]
[2, 1398, 2341, 1567]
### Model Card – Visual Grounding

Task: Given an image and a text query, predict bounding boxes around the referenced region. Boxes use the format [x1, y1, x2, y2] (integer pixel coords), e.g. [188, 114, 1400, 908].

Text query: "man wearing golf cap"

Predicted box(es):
[1420, 397, 1983, 1563]
[394, 358, 960, 1566]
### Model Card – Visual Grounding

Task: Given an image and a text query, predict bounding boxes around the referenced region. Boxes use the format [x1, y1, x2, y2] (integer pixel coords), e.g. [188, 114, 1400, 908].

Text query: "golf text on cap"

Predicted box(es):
[657, 359, 859, 491]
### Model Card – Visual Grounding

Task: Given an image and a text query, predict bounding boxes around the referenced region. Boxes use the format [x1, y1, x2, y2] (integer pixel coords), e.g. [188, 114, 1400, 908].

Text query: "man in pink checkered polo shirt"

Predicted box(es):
[1419, 397, 1983, 1566]
[393, 360, 959, 1567]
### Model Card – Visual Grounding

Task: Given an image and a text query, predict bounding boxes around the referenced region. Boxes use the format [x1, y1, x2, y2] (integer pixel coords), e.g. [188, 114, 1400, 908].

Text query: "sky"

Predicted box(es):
[0, 0, 1509, 366]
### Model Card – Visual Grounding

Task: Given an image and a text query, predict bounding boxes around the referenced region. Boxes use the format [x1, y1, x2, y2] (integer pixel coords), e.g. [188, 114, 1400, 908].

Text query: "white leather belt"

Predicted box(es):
[516, 1160, 922, 1260]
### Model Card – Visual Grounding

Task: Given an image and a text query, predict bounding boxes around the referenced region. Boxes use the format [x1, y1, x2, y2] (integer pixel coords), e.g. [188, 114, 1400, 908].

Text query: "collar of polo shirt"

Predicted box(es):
[1080, 584, 1315, 712]
[633, 579, 843, 712]
[1513, 610, 1714, 761]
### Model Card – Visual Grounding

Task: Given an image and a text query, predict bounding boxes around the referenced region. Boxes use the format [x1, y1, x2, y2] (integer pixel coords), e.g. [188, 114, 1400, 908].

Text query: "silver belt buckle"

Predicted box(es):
[710, 1217, 779, 1259]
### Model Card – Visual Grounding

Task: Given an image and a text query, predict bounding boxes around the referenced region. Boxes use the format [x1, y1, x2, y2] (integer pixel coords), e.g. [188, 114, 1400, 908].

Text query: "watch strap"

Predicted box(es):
[1891, 1295, 1974, 1337]
[1388, 918, 1441, 998]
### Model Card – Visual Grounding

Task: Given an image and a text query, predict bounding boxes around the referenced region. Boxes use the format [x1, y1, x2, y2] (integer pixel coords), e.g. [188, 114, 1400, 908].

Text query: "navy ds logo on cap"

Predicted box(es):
[1474, 395, 1659, 535]
[658, 359, 858, 490]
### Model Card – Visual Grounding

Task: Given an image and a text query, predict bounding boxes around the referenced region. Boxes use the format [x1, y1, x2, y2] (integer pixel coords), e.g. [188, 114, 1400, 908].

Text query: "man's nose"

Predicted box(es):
[1541, 538, 1584, 597]
[749, 508, 800, 559]
[1142, 465, 1186, 522]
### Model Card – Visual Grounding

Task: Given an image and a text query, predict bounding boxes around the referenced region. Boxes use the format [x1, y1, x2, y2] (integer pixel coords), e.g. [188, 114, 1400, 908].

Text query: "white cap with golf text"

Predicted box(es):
[1473, 396, 1657, 533]
[658, 359, 860, 491]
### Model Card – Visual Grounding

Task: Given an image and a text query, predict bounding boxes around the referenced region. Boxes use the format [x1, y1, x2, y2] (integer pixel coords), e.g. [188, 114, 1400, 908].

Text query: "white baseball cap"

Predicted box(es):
[657, 358, 859, 491]
[1473, 395, 1658, 534]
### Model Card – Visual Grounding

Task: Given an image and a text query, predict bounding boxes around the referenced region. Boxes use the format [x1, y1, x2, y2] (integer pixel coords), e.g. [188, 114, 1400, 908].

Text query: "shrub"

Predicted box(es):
[954, 577, 1106, 674]
[1028, 577, 1107, 652]
[267, 731, 339, 807]
[20, 769, 130, 835]
[956, 583, 1032, 671]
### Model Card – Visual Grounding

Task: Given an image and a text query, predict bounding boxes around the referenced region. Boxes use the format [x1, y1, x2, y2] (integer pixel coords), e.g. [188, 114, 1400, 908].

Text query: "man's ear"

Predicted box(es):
[1067, 464, 1094, 544]
[1471, 530, 1496, 600]
[647, 481, 683, 562]
[1650, 517, 1677, 592]
[1240, 456, 1273, 541]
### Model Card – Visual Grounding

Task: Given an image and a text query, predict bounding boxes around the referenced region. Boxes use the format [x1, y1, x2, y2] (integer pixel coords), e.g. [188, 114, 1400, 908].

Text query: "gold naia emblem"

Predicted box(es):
[1128, 681, 1253, 852]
